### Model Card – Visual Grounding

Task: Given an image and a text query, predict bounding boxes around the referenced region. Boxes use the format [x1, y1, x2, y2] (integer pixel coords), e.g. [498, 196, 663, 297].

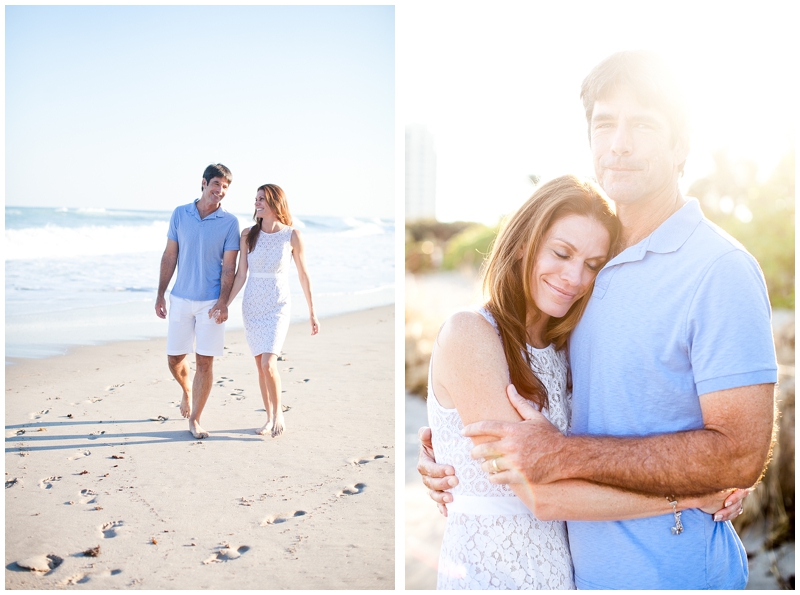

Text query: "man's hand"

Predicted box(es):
[210, 303, 228, 324]
[463, 384, 566, 485]
[155, 295, 168, 319]
[417, 426, 458, 517]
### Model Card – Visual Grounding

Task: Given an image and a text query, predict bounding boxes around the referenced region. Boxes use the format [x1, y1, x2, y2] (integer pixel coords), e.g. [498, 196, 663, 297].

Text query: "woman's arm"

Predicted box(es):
[527, 479, 741, 522]
[435, 313, 744, 523]
[226, 229, 250, 307]
[290, 229, 319, 335]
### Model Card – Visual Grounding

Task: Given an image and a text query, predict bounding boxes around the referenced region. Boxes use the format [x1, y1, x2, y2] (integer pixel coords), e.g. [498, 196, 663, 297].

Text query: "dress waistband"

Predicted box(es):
[448, 494, 532, 516]
[249, 272, 287, 279]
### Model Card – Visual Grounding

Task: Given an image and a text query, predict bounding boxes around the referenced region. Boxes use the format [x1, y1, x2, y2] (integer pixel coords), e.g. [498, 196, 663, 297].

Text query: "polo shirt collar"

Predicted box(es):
[606, 197, 704, 267]
[186, 199, 226, 221]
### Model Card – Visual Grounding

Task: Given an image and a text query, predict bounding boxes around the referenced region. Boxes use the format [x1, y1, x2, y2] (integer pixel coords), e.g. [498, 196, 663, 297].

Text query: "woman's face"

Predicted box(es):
[529, 214, 611, 319]
[254, 189, 271, 218]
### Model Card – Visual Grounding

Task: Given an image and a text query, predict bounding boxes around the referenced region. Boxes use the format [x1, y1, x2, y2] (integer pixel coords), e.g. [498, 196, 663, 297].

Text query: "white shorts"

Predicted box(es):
[166, 295, 226, 357]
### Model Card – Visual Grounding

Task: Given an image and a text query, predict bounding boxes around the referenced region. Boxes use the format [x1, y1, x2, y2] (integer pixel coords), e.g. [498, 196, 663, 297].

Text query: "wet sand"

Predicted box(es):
[5, 306, 394, 589]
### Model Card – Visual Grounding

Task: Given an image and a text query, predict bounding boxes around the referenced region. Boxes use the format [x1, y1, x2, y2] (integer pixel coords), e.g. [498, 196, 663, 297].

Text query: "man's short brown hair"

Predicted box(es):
[580, 50, 689, 145]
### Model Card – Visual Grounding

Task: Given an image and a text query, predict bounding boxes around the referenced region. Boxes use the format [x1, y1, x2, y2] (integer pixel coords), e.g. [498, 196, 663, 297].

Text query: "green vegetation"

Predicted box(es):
[442, 224, 498, 270]
[405, 219, 477, 274]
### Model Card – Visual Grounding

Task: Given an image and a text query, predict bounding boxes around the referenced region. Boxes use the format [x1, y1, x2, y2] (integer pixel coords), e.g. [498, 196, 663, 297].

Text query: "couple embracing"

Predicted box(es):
[155, 163, 319, 440]
[418, 51, 778, 589]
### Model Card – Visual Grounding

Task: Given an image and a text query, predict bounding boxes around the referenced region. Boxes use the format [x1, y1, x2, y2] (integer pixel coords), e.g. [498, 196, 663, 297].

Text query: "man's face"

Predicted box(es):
[201, 176, 229, 205]
[590, 88, 688, 206]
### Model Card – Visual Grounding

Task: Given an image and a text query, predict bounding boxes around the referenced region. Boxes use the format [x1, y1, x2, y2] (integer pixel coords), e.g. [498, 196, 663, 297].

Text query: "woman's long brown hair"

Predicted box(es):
[481, 175, 620, 411]
[246, 184, 293, 253]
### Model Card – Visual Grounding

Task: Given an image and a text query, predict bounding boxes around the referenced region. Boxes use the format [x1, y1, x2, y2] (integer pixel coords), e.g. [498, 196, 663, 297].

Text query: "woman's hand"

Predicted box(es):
[689, 488, 750, 522]
[418, 426, 457, 517]
[310, 314, 320, 335]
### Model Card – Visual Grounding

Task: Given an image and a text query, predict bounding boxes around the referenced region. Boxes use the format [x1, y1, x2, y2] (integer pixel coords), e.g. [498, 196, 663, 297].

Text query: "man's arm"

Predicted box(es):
[210, 250, 238, 323]
[465, 383, 775, 496]
[155, 239, 179, 318]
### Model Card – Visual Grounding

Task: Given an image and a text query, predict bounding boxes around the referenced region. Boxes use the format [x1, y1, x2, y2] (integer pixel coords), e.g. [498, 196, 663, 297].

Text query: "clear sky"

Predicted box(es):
[6, 5, 395, 218]
[397, 1, 796, 223]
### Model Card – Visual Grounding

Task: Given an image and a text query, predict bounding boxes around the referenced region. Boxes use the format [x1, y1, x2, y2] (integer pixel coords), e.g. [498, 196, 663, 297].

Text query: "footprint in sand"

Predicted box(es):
[68, 450, 91, 461]
[105, 383, 125, 393]
[39, 476, 62, 490]
[101, 520, 124, 538]
[202, 545, 251, 564]
[88, 431, 106, 440]
[6, 477, 20, 489]
[62, 568, 121, 585]
[261, 511, 307, 526]
[339, 483, 366, 497]
[80, 489, 98, 504]
[15, 554, 64, 573]
[31, 408, 50, 420]
[62, 573, 91, 585]
[350, 455, 387, 466]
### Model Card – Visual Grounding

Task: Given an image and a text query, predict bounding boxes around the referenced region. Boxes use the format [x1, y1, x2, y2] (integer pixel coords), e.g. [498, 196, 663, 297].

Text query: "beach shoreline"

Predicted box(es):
[5, 296, 394, 367]
[5, 306, 394, 589]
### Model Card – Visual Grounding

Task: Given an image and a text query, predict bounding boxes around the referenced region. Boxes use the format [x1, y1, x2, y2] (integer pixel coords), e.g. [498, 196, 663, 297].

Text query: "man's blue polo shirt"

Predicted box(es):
[167, 200, 240, 301]
[567, 199, 777, 589]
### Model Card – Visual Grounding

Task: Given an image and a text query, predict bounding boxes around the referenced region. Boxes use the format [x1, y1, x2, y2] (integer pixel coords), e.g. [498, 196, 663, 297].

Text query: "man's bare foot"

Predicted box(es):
[189, 419, 209, 439]
[180, 392, 192, 418]
[255, 418, 274, 436]
[272, 413, 285, 438]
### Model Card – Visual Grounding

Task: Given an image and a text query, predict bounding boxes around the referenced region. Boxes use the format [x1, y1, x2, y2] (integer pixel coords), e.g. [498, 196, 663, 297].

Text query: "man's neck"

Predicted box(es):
[196, 198, 220, 219]
[616, 188, 685, 250]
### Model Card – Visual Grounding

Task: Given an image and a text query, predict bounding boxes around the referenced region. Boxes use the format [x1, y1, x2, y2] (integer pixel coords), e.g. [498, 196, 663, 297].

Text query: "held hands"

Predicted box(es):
[462, 384, 565, 486]
[209, 303, 228, 324]
[417, 426, 458, 517]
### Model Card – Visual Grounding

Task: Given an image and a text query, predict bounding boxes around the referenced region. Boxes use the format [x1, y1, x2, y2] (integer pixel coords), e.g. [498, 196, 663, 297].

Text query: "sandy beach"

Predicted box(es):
[5, 306, 394, 589]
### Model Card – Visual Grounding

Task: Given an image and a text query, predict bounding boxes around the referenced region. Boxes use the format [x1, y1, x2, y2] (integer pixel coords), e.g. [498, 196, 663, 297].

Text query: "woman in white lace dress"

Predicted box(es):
[228, 184, 319, 437]
[426, 175, 744, 589]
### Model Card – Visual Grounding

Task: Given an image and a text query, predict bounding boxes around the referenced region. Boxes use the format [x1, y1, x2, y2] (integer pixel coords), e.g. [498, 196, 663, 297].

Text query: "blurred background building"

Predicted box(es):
[405, 123, 437, 221]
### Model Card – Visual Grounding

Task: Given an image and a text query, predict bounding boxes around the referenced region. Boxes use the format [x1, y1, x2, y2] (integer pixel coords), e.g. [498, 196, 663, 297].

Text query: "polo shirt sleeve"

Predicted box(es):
[687, 249, 778, 395]
[223, 216, 241, 251]
[167, 208, 180, 242]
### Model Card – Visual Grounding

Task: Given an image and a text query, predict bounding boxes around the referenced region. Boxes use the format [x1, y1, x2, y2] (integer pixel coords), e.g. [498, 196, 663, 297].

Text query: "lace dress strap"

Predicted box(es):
[476, 306, 499, 334]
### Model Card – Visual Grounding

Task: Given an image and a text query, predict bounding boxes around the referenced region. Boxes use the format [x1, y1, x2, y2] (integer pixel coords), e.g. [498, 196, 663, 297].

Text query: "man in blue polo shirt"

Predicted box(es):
[420, 51, 777, 588]
[155, 163, 240, 439]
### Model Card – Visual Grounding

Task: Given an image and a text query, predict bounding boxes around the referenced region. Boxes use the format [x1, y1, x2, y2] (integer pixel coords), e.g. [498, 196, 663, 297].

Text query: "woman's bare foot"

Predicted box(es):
[255, 418, 274, 436]
[180, 392, 192, 418]
[189, 419, 209, 439]
[272, 412, 285, 438]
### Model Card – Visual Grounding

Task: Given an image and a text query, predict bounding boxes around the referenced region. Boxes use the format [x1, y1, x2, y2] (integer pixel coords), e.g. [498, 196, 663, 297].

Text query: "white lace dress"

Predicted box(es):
[427, 308, 575, 590]
[242, 226, 293, 357]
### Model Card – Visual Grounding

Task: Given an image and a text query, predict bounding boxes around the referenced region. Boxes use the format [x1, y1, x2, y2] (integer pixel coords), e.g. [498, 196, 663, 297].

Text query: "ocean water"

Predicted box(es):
[5, 206, 394, 360]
